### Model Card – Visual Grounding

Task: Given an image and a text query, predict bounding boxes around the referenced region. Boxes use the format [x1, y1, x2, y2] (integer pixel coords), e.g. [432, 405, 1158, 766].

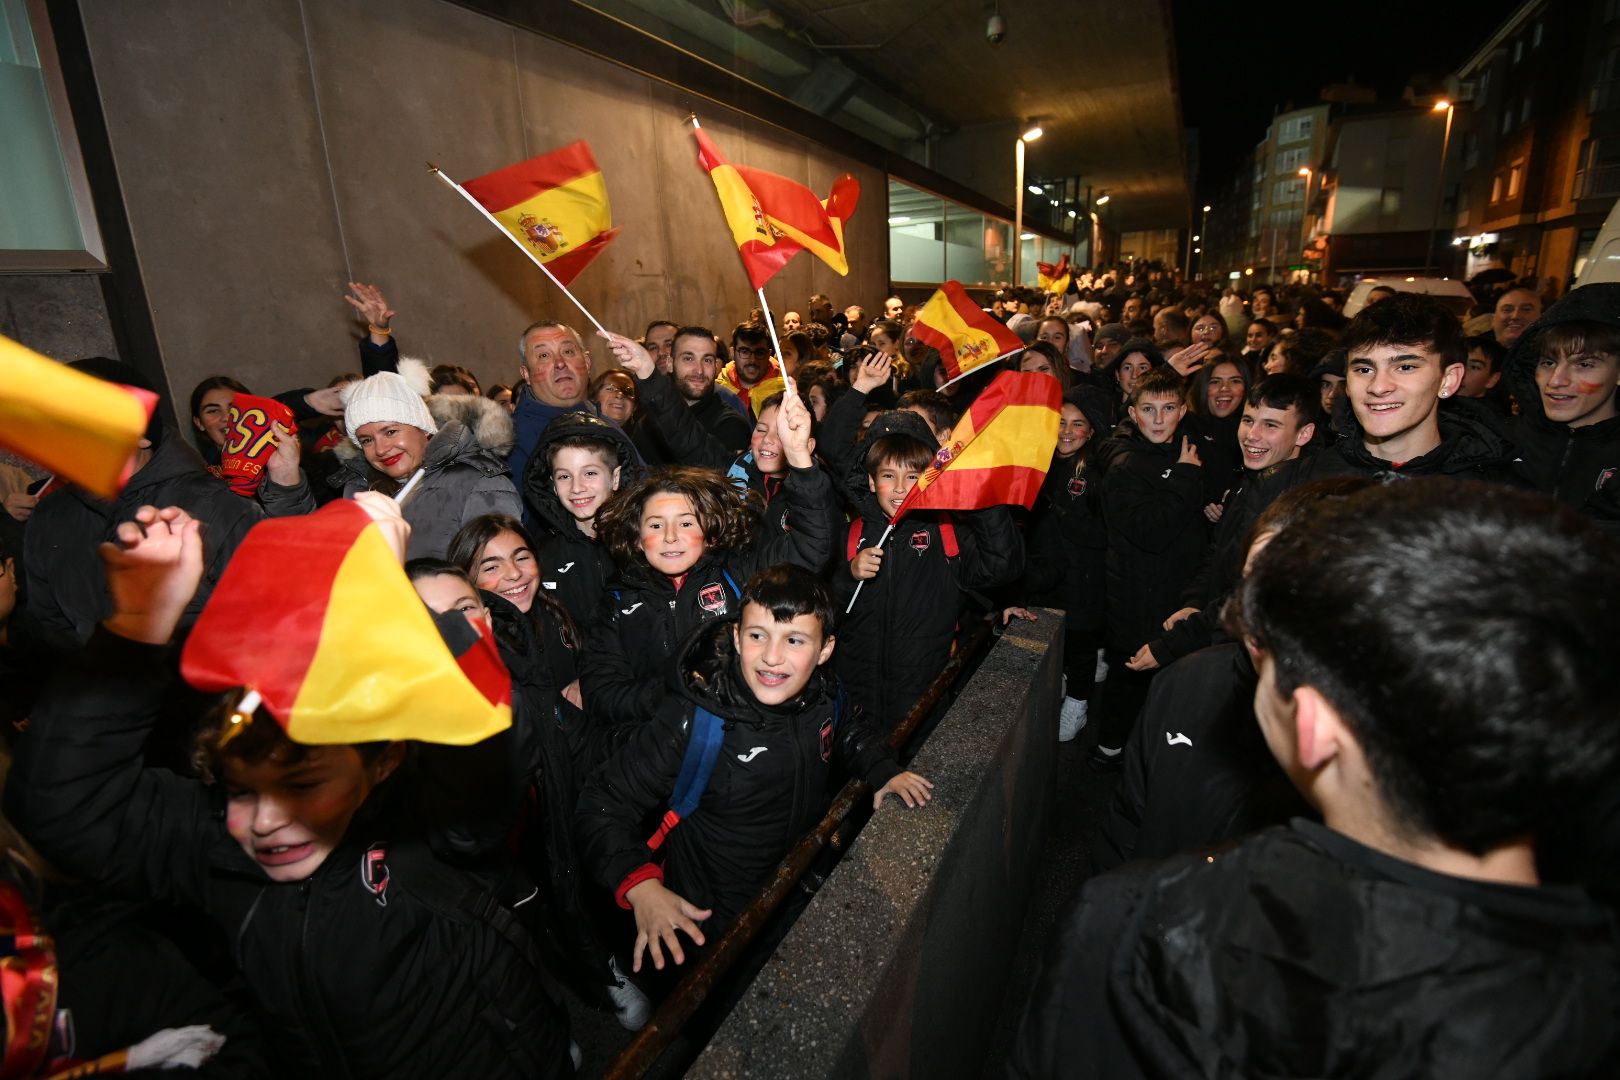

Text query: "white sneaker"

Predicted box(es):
[607, 955, 652, 1031]
[1094, 649, 1109, 682]
[1058, 697, 1089, 742]
[570, 1041, 583, 1070]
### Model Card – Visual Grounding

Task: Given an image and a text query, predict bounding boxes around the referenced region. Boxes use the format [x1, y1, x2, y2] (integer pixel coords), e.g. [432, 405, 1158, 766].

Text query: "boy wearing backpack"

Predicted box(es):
[576, 565, 930, 975]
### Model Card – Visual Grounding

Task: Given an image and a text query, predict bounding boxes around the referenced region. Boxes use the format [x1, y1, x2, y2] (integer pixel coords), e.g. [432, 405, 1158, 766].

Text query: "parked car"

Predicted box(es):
[1341, 277, 1475, 319]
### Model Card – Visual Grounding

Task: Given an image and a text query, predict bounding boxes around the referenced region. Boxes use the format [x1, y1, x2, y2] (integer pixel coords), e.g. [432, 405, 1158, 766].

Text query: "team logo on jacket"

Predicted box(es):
[819, 718, 834, 761]
[909, 529, 931, 554]
[360, 842, 389, 908]
[699, 582, 728, 614]
[1598, 467, 1616, 492]
[1068, 475, 1088, 497]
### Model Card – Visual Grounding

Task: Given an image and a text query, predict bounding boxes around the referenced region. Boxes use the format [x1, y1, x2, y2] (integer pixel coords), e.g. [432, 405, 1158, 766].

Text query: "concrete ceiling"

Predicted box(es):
[576, 0, 1191, 232]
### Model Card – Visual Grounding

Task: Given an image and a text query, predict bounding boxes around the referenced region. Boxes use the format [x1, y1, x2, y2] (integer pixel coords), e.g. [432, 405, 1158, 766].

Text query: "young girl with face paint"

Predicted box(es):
[6, 506, 576, 1077]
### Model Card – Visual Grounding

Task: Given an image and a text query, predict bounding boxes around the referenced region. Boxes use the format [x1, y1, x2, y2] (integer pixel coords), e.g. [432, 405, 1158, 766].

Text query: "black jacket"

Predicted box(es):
[6, 631, 573, 1078]
[1100, 430, 1208, 653]
[1012, 821, 1620, 1079]
[22, 435, 260, 647]
[1504, 283, 1620, 529]
[521, 412, 646, 625]
[577, 619, 899, 933]
[1020, 453, 1107, 633]
[1295, 394, 1519, 484]
[578, 464, 836, 744]
[1090, 643, 1310, 874]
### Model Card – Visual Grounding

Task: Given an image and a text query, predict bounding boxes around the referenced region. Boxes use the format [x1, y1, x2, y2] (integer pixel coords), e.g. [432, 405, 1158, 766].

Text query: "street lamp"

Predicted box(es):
[1425, 99, 1456, 275]
[1195, 203, 1212, 279]
[1013, 123, 1043, 286]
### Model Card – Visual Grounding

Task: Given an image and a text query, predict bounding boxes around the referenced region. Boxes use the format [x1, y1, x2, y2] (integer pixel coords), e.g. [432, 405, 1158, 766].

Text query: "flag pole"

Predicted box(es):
[428, 163, 609, 338]
[843, 521, 895, 614]
[938, 346, 1026, 391]
[755, 286, 795, 395]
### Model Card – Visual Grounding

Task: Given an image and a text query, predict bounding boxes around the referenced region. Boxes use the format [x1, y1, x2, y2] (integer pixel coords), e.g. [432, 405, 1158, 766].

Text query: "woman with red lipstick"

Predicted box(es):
[6, 506, 576, 1077]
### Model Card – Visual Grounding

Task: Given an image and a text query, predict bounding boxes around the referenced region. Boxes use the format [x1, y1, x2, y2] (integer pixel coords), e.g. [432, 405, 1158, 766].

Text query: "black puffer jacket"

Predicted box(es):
[578, 464, 836, 747]
[521, 411, 646, 625]
[1295, 393, 1519, 484]
[1099, 428, 1208, 653]
[23, 434, 260, 647]
[831, 411, 1024, 732]
[1504, 283, 1620, 529]
[1019, 388, 1113, 632]
[1012, 820, 1620, 1079]
[577, 619, 899, 933]
[6, 630, 574, 1078]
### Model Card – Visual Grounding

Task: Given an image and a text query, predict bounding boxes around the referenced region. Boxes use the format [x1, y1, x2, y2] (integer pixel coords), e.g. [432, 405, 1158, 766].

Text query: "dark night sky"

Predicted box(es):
[1173, 0, 1524, 200]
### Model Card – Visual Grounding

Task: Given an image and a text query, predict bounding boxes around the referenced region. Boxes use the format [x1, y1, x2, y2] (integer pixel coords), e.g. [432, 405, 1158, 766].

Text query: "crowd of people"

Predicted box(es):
[0, 263, 1615, 1076]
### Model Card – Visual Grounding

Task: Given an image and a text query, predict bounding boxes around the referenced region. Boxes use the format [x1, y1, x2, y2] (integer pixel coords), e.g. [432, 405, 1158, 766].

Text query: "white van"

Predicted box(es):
[1341, 277, 1475, 319]
[1574, 198, 1620, 287]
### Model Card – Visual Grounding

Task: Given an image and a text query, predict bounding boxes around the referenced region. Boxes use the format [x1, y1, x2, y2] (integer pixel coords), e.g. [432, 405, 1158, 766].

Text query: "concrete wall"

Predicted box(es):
[690, 614, 1063, 1080]
[72, 0, 888, 406]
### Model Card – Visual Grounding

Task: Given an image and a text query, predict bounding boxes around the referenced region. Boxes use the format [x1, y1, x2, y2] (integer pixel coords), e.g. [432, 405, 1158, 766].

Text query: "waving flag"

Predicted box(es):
[1038, 253, 1072, 296]
[460, 141, 619, 286]
[895, 370, 1061, 519]
[693, 123, 859, 290]
[0, 334, 158, 498]
[182, 500, 511, 746]
[909, 281, 1025, 381]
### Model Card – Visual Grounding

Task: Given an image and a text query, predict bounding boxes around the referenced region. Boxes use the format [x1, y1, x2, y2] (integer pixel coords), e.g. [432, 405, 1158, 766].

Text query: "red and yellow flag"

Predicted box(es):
[693, 124, 859, 290]
[182, 500, 511, 746]
[895, 370, 1061, 520]
[1038, 253, 1072, 296]
[0, 334, 158, 498]
[909, 281, 1025, 382]
[461, 141, 619, 287]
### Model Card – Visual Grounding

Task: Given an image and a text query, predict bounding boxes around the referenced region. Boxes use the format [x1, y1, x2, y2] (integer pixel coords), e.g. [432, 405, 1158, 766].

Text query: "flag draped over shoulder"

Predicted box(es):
[0, 334, 158, 498]
[1038, 253, 1072, 295]
[182, 500, 511, 746]
[692, 124, 859, 290]
[894, 370, 1061, 520]
[461, 141, 619, 286]
[909, 281, 1025, 381]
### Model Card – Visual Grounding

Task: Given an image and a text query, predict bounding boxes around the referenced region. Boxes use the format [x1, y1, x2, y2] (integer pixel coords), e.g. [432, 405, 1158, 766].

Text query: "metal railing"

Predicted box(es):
[601, 618, 998, 1080]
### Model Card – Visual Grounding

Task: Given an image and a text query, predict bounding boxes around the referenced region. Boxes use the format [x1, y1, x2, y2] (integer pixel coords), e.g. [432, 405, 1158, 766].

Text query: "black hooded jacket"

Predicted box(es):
[1012, 820, 1620, 1079]
[1019, 388, 1112, 632]
[521, 411, 647, 625]
[1294, 393, 1518, 484]
[830, 411, 1024, 731]
[577, 618, 899, 933]
[1504, 283, 1620, 530]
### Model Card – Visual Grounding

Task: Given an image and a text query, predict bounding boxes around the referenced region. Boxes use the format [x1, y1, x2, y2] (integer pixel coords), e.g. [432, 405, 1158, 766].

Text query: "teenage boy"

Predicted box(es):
[1092, 367, 1206, 768]
[1299, 293, 1514, 482]
[1504, 283, 1620, 530]
[1138, 374, 1319, 670]
[1012, 481, 1620, 1078]
[577, 565, 931, 974]
[835, 411, 1022, 735]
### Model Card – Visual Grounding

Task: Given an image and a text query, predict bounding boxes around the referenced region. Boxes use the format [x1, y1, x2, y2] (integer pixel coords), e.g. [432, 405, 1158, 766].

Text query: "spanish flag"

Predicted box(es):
[693, 123, 859, 290]
[909, 281, 1025, 382]
[181, 500, 511, 746]
[1038, 253, 1072, 296]
[0, 334, 158, 498]
[895, 371, 1061, 519]
[461, 141, 619, 287]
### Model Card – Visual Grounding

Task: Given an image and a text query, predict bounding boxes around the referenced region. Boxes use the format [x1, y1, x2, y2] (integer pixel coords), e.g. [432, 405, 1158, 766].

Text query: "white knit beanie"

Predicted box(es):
[342, 363, 437, 443]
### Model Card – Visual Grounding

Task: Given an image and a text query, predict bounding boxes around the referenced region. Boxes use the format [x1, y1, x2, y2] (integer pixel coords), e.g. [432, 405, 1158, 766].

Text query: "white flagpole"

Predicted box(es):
[755, 286, 795, 396]
[428, 163, 609, 338]
[938, 346, 1026, 391]
[844, 520, 896, 614]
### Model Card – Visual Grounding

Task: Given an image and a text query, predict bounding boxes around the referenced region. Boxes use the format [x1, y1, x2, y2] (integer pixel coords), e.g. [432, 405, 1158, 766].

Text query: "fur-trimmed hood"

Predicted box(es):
[331, 390, 514, 480]
[427, 393, 516, 457]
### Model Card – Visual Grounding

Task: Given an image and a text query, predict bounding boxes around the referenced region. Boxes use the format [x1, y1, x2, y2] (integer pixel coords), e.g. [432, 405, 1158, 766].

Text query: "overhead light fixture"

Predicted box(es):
[1020, 232, 1035, 240]
[1298, 166, 1311, 178]
[1193, 234, 1201, 242]
[1194, 247, 1201, 253]
[888, 216, 911, 224]
[1433, 99, 1452, 112]
[1244, 267, 1254, 276]
[1027, 185, 1043, 195]
[1021, 124, 1043, 142]
[1067, 210, 1077, 218]
[1095, 193, 1110, 205]
[1203, 204, 1212, 213]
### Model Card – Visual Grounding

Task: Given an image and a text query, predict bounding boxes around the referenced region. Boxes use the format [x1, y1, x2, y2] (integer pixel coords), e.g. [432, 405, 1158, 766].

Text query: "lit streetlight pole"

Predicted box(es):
[1194, 203, 1211, 279]
[1425, 99, 1456, 275]
[1296, 167, 1313, 282]
[1013, 123, 1043, 286]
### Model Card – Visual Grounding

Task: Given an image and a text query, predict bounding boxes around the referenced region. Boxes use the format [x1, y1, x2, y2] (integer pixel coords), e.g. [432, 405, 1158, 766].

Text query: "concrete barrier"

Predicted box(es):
[689, 613, 1064, 1079]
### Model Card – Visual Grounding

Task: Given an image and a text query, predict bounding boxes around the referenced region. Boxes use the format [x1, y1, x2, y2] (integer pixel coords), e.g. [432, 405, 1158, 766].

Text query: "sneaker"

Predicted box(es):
[1094, 649, 1109, 682]
[1088, 744, 1124, 772]
[607, 955, 652, 1031]
[570, 1041, 583, 1070]
[1058, 697, 1089, 742]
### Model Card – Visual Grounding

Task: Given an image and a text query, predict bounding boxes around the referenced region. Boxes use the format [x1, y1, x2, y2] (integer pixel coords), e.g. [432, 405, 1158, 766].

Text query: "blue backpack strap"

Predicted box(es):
[646, 706, 727, 852]
[721, 568, 741, 600]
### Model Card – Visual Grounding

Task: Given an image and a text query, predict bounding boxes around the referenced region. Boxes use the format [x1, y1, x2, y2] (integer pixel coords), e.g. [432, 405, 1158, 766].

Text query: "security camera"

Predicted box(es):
[986, 14, 1005, 44]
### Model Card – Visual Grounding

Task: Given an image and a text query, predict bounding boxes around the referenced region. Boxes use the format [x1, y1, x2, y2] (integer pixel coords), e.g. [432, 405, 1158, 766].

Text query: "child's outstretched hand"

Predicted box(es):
[850, 546, 884, 580]
[851, 352, 892, 395]
[596, 329, 656, 380]
[874, 771, 934, 810]
[100, 505, 205, 646]
[775, 379, 816, 469]
[625, 878, 712, 972]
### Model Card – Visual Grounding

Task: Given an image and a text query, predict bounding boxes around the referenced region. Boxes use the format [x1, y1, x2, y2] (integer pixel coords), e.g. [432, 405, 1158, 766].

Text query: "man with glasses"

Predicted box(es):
[718, 321, 784, 416]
